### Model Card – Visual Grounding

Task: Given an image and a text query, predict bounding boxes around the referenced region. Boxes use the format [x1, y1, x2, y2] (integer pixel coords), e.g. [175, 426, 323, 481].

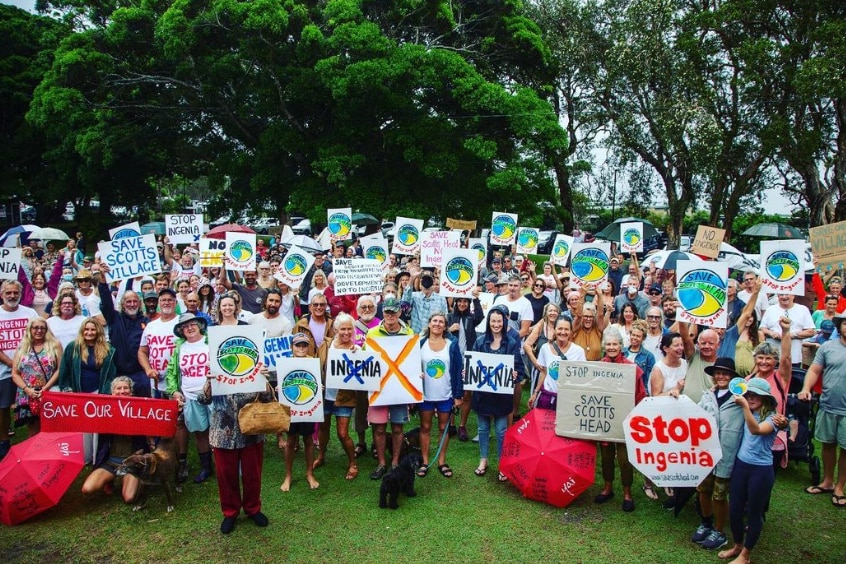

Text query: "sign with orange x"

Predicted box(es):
[365, 334, 423, 406]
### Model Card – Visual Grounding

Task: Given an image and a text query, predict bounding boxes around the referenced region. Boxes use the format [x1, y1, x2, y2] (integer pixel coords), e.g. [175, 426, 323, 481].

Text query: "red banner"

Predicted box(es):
[39, 392, 178, 437]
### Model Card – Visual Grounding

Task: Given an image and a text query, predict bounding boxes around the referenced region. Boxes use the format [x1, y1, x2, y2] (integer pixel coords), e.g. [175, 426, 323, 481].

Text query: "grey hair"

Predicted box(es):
[357, 295, 377, 309]
[753, 341, 780, 363]
[111, 376, 134, 394]
[602, 326, 624, 346]
[333, 312, 355, 330]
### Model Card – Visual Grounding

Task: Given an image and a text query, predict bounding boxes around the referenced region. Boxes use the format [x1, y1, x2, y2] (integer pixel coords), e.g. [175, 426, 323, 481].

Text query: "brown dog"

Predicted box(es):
[115, 438, 179, 512]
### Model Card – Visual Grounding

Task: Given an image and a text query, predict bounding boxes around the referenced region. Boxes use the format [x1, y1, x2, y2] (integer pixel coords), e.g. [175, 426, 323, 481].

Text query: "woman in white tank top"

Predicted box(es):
[649, 332, 688, 397]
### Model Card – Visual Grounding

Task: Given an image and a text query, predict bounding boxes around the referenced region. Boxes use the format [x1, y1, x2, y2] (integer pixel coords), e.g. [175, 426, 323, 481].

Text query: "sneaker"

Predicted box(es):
[369, 465, 387, 480]
[691, 524, 713, 543]
[701, 530, 728, 550]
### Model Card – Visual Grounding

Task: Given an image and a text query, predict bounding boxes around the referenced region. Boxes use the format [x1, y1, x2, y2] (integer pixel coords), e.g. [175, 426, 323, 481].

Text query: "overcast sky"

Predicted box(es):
[2, 0, 34, 10]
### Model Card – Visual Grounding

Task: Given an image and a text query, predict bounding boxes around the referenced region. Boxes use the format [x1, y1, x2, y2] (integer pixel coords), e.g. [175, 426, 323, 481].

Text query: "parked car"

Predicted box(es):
[291, 218, 312, 235]
[380, 222, 394, 238]
[537, 230, 559, 255]
[251, 217, 279, 234]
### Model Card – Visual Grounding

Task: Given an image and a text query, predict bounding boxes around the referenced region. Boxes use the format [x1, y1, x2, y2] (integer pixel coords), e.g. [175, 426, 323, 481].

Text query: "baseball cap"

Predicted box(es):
[292, 333, 310, 346]
[820, 320, 835, 335]
[648, 284, 662, 295]
[382, 297, 402, 313]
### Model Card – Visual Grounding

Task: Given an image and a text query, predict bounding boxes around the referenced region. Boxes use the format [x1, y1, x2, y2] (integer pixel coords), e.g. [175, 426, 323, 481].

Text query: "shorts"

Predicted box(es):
[368, 404, 410, 425]
[324, 400, 353, 418]
[287, 422, 316, 437]
[0, 378, 16, 409]
[696, 473, 730, 501]
[814, 409, 846, 448]
[96, 455, 126, 476]
[419, 398, 454, 413]
[183, 400, 210, 432]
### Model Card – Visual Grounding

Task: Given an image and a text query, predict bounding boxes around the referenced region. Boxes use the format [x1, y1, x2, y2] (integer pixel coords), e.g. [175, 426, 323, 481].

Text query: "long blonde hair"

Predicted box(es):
[14, 318, 62, 368]
[75, 318, 110, 367]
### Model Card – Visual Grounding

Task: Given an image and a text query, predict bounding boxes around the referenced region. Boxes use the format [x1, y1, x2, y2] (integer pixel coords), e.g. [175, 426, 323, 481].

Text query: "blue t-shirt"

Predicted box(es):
[80, 346, 100, 393]
[736, 413, 777, 466]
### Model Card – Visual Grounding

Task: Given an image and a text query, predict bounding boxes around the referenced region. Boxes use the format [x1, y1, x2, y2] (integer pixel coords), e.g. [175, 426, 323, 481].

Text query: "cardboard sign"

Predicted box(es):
[224, 232, 256, 271]
[675, 260, 729, 329]
[516, 227, 540, 255]
[39, 392, 178, 437]
[810, 220, 846, 271]
[462, 350, 515, 395]
[325, 348, 381, 391]
[760, 239, 805, 295]
[446, 218, 477, 231]
[165, 214, 203, 244]
[108, 221, 141, 240]
[199, 237, 225, 267]
[467, 237, 487, 269]
[624, 395, 722, 487]
[690, 225, 725, 259]
[550, 234, 574, 266]
[208, 325, 267, 394]
[555, 360, 636, 443]
[438, 248, 479, 298]
[276, 357, 323, 422]
[365, 333, 423, 406]
[490, 212, 518, 246]
[274, 245, 315, 289]
[0, 248, 21, 278]
[391, 217, 424, 255]
[327, 207, 353, 242]
[420, 230, 461, 269]
[263, 334, 294, 372]
[569, 242, 611, 289]
[359, 234, 389, 265]
[98, 234, 161, 282]
[333, 258, 383, 295]
[620, 222, 643, 254]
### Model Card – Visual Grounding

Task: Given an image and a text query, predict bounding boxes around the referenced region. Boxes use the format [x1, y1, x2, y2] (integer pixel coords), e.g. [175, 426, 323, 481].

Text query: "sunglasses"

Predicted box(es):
[534, 283, 545, 288]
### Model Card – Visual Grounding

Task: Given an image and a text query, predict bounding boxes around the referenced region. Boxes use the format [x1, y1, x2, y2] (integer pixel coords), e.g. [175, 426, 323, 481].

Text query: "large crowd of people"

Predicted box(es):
[2, 228, 844, 554]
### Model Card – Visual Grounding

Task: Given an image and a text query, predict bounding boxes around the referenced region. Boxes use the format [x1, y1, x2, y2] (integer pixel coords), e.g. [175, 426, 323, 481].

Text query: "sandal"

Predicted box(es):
[438, 464, 453, 478]
[642, 485, 659, 500]
[416, 465, 429, 478]
[498, 472, 508, 483]
[832, 494, 846, 508]
[805, 485, 835, 495]
[474, 466, 487, 477]
[345, 465, 359, 481]
[354, 443, 367, 458]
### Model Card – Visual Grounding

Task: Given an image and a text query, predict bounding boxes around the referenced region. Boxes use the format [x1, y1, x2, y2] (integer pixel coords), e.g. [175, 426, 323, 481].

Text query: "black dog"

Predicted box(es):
[115, 438, 179, 513]
[384, 427, 422, 460]
[379, 452, 423, 509]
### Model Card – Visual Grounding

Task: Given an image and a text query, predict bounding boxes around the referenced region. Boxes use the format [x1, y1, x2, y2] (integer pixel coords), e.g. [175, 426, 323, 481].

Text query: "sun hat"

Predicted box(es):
[744, 377, 776, 400]
[173, 313, 208, 338]
[73, 269, 93, 281]
[704, 357, 739, 379]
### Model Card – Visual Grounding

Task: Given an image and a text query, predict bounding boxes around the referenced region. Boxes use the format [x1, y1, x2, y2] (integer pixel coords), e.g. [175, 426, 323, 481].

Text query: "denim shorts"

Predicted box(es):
[325, 399, 354, 418]
[0, 379, 15, 409]
[367, 404, 410, 425]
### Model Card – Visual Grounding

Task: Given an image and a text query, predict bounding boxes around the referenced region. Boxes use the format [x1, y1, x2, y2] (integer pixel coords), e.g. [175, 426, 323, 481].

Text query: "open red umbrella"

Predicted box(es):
[205, 223, 256, 240]
[499, 409, 596, 507]
[0, 432, 85, 526]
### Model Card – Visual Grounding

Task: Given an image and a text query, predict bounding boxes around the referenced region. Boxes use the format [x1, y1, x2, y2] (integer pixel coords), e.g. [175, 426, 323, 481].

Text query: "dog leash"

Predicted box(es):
[423, 409, 455, 471]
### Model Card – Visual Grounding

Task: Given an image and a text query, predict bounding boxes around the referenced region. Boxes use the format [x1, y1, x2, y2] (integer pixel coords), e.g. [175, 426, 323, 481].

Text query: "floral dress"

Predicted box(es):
[14, 348, 57, 425]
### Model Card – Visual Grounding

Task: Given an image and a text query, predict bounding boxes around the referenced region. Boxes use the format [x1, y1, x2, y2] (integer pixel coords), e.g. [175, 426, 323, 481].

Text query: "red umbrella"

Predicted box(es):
[205, 223, 256, 240]
[500, 409, 596, 507]
[0, 432, 85, 526]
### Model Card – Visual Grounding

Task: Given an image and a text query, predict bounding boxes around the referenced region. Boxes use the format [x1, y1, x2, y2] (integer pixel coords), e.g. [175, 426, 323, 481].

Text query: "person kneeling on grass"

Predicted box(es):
[281, 332, 320, 491]
[81, 377, 147, 502]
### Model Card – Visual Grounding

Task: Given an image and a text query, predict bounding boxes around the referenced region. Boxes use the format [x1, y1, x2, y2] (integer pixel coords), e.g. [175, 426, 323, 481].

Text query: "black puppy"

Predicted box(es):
[384, 427, 422, 460]
[115, 438, 179, 513]
[379, 452, 423, 509]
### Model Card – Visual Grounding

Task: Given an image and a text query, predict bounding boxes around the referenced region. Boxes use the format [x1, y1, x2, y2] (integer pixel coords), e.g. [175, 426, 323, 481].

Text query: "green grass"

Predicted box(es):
[2, 402, 844, 563]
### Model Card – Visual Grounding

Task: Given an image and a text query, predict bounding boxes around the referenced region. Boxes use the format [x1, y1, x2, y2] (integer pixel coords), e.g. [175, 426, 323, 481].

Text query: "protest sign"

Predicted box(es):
[108, 221, 141, 240]
[277, 357, 323, 422]
[810, 220, 846, 271]
[98, 234, 160, 282]
[550, 234, 574, 266]
[391, 217, 424, 255]
[620, 222, 643, 254]
[625, 395, 722, 487]
[690, 225, 725, 259]
[333, 258, 383, 295]
[0, 248, 21, 278]
[439, 248, 479, 298]
[224, 232, 256, 271]
[360, 234, 389, 265]
[40, 392, 178, 437]
[675, 260, 729, 328]
[555, 360, 636, 443]
[199, 237, 225, 267]
[274, 245, 315, 289]
[467, 237, 487, 269]
[516, 227, 540, 255]
[365, 333, 423, 406]
[325, 348, 381, 392]
[208, 325, 267, 394]
[462, 350, 515, 395]
[490, 212, 518, 246]
[263, 334, 294, 372]
[569, 242, 611, 289]
[420, 230, 461, 268]
[760, 239, 805, 295]
[165, 214, 203, 244]
[446, 218, 477, 231]
[474, 292, 495, 333]
[327, 207, 353, 243]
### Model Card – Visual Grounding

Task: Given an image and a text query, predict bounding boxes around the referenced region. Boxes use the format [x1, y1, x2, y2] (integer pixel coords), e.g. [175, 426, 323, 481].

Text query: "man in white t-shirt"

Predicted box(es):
[0, 280, 38, 459]
[738, 271, 770, 319]
[138, 288, 179, 398]
[760, 293, 816, 365]
[494, 275, 534, 421]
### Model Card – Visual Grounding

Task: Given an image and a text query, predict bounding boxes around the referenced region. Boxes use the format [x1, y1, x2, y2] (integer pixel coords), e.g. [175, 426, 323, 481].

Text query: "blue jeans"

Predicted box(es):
[477, 415, 507, 460]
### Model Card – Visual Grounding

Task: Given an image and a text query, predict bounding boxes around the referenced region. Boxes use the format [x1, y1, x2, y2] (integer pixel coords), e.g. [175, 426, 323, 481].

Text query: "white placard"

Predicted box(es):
[462, 350, 515, 395]
[516, 227, 539, 255]
[165, 214, 203, 244]
[208, 325, 267, 395]
[277, 357, 324, 422]
[468, 237, 487, 269]
[359, 234, 388, 265]
[474, 292, 496, 333]
[760, 239, 806, 296]
[333, 258, 383, 295]
[263, 334, 294, 373]
[550, 234, 574, 266]
[109, 221, 141, 240]
[225, 232, 256, 271]
[0, 248, 22, 278]
[569, 242, 611, 288]
[490, 212, 518, 246]
[199, 237, 225, 267]
[391, 217, 424, 255]
[439, 248, 479, 298]
[365, 333, 423, 406]
[676, 260, 729, 328]
[325, 348, 381, 392]
[274, 245, 315, 289]
[97, 234, 161, 282]
[620, 222, 643, 253]
[420, 230, 461, 269]
[327, 207, 353, 242]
